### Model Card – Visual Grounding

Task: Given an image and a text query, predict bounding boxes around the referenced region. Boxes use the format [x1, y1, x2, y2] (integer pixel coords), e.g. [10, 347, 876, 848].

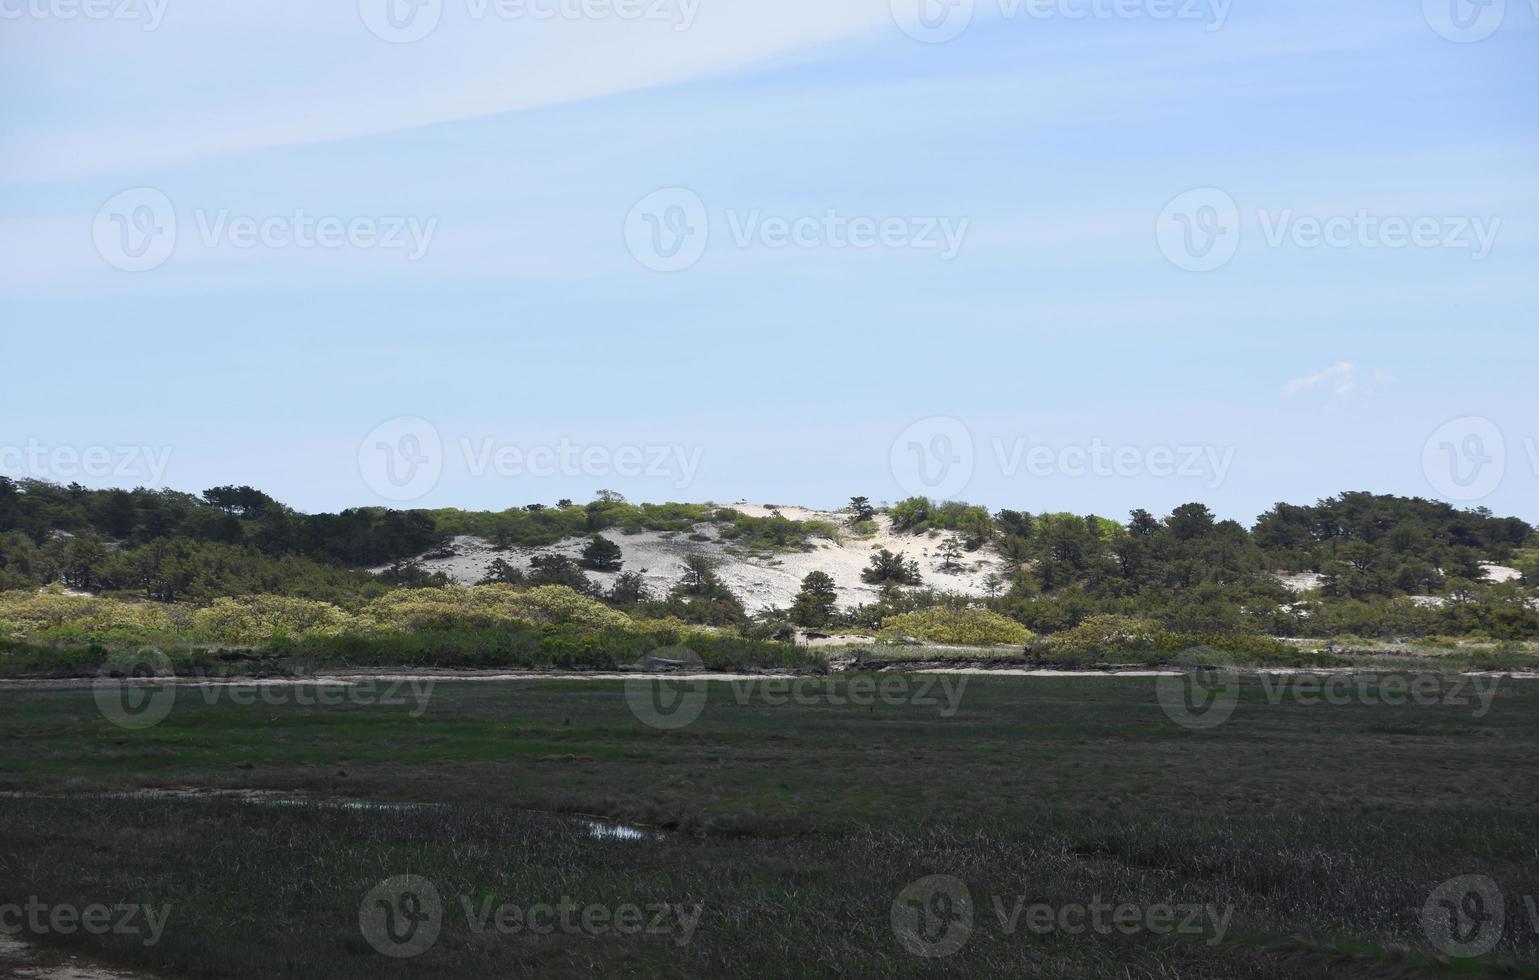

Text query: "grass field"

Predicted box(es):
[2, 674, 1537, 978]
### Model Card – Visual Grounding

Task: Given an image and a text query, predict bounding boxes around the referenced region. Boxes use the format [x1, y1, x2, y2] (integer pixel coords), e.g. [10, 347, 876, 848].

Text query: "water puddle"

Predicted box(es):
[3, 790, 661, 843]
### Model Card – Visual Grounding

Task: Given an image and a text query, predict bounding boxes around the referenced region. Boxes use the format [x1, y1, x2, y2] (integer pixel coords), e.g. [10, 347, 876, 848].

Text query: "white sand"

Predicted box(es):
[1276, 564, 1524, 596]
[388, 505, 1009, 614]
[1274, 570, 1325, 592]
[1481, 563, 1523, 583]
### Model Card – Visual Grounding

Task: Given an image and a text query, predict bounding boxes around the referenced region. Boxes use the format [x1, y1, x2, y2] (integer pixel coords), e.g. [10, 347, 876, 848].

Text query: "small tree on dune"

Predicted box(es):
[478, 557, 526, 586]
[580, 535, 624, 572]
[848, 496, 876, 525]
[862, 549, 922, 586]
[790, 570, 839, 628]
[939, 536, 965, 573]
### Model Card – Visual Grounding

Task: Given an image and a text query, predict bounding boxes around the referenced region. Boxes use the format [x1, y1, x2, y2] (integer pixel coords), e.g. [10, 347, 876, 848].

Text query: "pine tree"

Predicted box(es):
[580, 535, 624, 572]
[790, 570, 839, 628]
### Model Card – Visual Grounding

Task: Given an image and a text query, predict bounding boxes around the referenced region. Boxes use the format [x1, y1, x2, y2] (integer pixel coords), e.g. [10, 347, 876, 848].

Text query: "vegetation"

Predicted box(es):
[579, 535, 624, 572]
[846, 495, 876, 524]
[3, 677, 1536, 977]
[877, 605, 1033, 646]
[1, 480, 1535, 669]
[660, 556, 747, 628]
[861, 548, 923, 586]
[789, 570, 838, 629]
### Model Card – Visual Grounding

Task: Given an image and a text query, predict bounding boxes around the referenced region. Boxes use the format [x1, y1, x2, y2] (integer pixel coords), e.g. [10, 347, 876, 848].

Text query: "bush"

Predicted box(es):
[191, 595, 357, 645]
[361, 584, 628, 632]
[878, 607, 1033, 646]
[0, 589, 179, 643]
[1041, 614, 1296, 665]
[1046, 615, 1177, 657]
[861, 549, 922, 586]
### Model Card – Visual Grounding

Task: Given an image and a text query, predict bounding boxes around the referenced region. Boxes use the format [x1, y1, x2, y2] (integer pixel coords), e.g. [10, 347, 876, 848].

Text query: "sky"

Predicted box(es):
[2, 0, 1537, 523]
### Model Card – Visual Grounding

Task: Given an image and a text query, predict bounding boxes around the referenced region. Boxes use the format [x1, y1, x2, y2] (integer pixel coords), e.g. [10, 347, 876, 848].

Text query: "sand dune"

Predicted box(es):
[393, 504, 1008, 614]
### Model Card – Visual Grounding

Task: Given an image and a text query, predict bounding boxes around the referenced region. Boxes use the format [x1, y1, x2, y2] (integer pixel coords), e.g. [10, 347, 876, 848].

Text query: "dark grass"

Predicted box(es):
[2, 676, 1538, 977]
[0, 627, 823, 679]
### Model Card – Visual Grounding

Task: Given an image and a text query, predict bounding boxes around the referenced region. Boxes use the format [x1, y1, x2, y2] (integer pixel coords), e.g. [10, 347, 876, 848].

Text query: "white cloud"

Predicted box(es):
[1284, 362, 1394, 399]
[1, 0, 894, 183]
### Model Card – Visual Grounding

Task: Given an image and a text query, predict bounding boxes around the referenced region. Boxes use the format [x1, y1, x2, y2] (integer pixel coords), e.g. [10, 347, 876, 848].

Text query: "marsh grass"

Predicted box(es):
[2, 677, 1537, 977]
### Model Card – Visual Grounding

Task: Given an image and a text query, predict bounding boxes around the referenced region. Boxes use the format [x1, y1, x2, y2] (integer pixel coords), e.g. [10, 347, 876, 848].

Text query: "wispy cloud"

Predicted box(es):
[1284, 362, 1394, 399]
[0, 1, 894, 184]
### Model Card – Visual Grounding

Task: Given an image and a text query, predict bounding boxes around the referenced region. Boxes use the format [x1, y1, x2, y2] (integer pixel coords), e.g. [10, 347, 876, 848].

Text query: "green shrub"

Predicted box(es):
[1047, 615, 1178, 657]
[191, 595, 357, 645]
[878, 607, 1032, 646]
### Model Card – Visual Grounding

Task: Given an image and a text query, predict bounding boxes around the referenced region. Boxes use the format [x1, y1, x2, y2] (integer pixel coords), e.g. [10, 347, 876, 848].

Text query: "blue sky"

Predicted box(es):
[2, 0, 1536, 522]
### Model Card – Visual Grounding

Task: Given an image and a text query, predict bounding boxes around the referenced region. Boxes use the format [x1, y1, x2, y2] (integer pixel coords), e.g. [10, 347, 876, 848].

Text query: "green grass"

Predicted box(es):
[2, 676, 1537, 978]
[0, 627, 824, 679]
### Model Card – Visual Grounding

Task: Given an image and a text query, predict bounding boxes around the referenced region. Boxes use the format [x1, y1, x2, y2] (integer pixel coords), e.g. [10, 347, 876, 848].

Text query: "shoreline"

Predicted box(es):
[3, 665, 1538, 688]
